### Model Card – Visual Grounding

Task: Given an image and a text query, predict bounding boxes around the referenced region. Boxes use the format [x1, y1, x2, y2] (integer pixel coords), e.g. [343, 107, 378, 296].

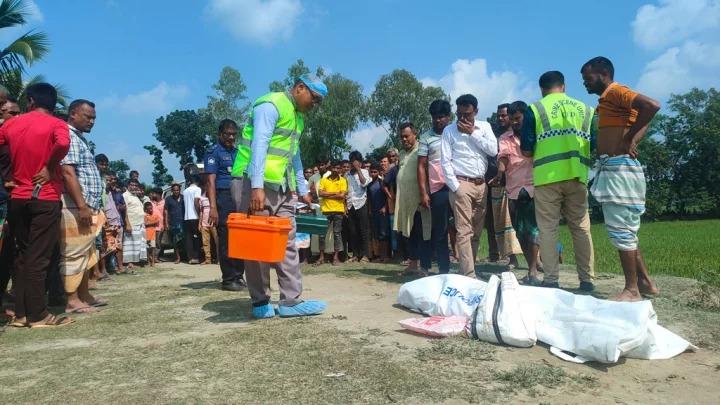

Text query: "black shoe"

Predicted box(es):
[579, 281, 595, 292]
[540, 281, 559, 289]
[235, 278, 247, 288]
[221, 280, 245, 291]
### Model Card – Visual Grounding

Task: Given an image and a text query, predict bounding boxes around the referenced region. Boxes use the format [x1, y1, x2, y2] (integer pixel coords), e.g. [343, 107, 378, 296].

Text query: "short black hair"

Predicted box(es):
[171, 183, 181, 190]
[428, 99, 451, 116]
[582, 56, 615, 79]
[316, 156, 330, 165]
[144, 201, 153, 209]
[341, 159, 350, 165]
[508, 101, 528, 116]
[151, 187, 162, 195]
[497, 103, 510, 111]
[455, 94, 478, 110]
[331, 159, 342, 167]
[130, 170, 139, 176]
[348, 150, 364, 163]
[398, 122, 416, 133]
[218, 119, 237, 133]
[68, 99, 95, 115]
[370, 163, 381, 171]
[5, 97, 17, 104]
[94, 153, 109, 164]
[26, 83, 58, 111]
[539, 71, 565, 90]
[128, 179, 141, 186]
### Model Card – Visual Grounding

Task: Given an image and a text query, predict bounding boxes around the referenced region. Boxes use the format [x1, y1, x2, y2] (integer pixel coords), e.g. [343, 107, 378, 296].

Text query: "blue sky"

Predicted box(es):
[15, 0, 720, 182]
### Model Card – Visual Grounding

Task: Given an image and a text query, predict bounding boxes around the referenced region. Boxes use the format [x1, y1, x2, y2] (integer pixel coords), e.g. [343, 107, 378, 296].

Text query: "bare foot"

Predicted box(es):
[609, 289, 642, 302]
[174, 258, 180, 264]
[638, 278, 660, 296]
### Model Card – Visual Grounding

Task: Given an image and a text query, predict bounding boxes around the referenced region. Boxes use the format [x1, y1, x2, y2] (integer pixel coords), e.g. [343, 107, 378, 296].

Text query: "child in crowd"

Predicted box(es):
[368, 163, 389, 262]
[318, 160, 347, 266]
[198, 184, 218, 265]
[144, 201, 159, 267]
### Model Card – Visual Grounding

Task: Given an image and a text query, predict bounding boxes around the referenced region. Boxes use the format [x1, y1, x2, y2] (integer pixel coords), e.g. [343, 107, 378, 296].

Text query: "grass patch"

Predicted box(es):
[556, 219, 720, 279]
[493, 363, 597, 396]
[416, 337, 496, 362]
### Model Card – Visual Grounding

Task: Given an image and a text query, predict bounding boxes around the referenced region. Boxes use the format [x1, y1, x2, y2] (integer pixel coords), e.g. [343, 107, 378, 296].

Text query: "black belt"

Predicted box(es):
[456, 175, 485, 185]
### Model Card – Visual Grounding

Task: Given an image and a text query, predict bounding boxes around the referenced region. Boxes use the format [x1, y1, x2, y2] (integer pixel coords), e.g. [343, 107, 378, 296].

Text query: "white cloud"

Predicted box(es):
[422, 58, 535, 119]
[632, 0, 720, 50]
[347, 125, 389, 155]
[633, 0, 720, 101]
[101, 82, 189, 115]
[206, 0, 303, 46]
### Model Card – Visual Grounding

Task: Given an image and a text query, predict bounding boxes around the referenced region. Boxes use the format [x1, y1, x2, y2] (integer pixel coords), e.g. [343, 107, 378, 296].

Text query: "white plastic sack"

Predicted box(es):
[398, 316, 468, 337]
[465, 273, 537, 348]
[397, 274, 487, 317]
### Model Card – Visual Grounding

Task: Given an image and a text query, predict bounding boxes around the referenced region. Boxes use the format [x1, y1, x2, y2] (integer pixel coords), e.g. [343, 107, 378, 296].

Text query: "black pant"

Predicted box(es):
[347, 203, 370, 259]
[485, 189, 499, 261]
[217, 189, 244, 281]
[9, 199, 61, 322]
[430, 187, 451, 273]
[403, 211, 432, 269]
[184, 219, 200, 261]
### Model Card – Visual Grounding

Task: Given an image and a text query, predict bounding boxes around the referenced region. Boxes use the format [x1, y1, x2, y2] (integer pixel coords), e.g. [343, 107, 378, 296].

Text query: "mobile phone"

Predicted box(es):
[31, 184, 42, 199]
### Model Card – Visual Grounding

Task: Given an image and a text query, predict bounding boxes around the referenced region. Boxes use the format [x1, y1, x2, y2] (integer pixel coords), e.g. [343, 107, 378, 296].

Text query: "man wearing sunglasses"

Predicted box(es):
[231, 74, 328, 319]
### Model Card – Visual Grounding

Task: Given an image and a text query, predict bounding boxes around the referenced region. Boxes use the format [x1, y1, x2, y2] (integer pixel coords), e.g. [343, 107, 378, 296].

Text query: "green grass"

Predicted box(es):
[555, 219, 720, 279]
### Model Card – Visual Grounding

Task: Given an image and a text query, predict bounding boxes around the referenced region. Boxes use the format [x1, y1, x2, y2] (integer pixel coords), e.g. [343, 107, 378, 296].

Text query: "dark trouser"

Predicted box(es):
[370, 211, 388, 241]
[403, 211, 432, 269]
[0, 217, 14, 301]
[184, 219, 200, 261]
[217, 189, 244, 281]
[347, 203, 370, 259]
[484, 190, 499, 261]
[430, 187, 451, 273]
[9, 199, 61, 322]
[46, 244, 64, 299]
[325, 213, 344, 251]
[342, 215, 352, 254]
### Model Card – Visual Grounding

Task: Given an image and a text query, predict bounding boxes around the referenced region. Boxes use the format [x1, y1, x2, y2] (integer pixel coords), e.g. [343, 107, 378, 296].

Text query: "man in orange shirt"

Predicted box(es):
[581, 56, 661, 302]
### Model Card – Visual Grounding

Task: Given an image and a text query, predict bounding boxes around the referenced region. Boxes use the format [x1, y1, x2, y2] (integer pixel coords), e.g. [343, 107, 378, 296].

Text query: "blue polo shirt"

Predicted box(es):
[204, 143, 237, 190]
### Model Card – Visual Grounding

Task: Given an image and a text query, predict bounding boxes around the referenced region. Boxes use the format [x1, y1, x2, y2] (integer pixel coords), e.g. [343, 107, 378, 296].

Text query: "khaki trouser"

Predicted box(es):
[200, 226, 219, 262]
[231, 177, 302, 306]
[450, 180, 487, 277]
[534, 179, 594, 283]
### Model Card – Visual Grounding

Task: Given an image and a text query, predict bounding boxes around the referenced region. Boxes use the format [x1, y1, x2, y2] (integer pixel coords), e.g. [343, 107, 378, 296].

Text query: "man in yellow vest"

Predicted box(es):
[230, 74, 327, 318]
[520, 71, 595, 291]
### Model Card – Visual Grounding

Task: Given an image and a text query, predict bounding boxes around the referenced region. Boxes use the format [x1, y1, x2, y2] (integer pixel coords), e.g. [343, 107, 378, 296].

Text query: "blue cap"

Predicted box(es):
[299, 74, 328, 98]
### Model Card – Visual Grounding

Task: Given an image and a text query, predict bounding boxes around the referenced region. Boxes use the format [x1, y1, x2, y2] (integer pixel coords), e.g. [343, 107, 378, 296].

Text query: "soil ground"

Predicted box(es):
[1, 261, 718, 404]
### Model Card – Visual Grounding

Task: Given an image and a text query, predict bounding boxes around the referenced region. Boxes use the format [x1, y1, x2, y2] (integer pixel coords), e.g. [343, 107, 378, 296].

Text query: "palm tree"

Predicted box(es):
[2, 70, 70, 111]
[0, 0, 49, 78]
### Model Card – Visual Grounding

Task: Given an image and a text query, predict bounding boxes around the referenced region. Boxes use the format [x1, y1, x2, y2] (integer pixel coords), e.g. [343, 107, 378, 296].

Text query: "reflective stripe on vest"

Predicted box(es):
[531, 93, 593, 186]
[231, 91, 304, 190]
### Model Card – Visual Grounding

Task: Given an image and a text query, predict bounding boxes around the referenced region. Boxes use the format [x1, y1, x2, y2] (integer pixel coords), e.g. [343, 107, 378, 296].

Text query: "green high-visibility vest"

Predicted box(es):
[530, 92, 594, 186]
[231, 91, 304, 191]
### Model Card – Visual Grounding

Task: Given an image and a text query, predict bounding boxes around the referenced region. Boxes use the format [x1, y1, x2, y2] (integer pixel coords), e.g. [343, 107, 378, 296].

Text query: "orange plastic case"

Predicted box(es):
[227, 213, 292, 263]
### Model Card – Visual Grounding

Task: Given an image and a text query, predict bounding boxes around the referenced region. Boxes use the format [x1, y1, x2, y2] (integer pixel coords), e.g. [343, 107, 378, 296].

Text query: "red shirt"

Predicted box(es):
[0, 111, 70, 201]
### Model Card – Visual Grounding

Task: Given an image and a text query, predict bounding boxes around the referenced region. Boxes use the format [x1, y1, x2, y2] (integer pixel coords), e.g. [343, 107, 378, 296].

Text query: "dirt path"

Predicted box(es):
[303, 269, 719, 404]
[1, 261, 718, 404]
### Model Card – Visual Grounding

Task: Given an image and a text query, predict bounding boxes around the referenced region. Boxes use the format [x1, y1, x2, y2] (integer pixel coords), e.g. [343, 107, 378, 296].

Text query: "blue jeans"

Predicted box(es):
[371, 211, 388, 241]
[430, 187, 451, 273]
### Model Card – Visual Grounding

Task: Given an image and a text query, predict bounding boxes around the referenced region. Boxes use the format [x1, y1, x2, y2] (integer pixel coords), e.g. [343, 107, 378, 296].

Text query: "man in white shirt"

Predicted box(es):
[345, 150, 371, 262]
[440, 94, 498, 277]
[182, 176, 202, 264]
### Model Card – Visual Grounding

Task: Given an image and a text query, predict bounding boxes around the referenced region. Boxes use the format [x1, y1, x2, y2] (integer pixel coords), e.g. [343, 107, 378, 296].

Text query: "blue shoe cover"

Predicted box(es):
[252, 303, 275, 319]
[278, 300, 326, 317]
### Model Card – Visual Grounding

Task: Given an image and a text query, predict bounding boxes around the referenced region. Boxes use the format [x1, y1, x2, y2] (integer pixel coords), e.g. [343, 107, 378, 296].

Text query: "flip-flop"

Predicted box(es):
[29, 315, 74, 329]
[90, 299, 108, 308]
[9, 317, 28, 327]
[67, 306, 100, 314]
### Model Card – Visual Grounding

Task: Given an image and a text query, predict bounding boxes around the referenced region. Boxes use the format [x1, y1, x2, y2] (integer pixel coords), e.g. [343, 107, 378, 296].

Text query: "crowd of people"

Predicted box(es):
[0, 56, 661, 327]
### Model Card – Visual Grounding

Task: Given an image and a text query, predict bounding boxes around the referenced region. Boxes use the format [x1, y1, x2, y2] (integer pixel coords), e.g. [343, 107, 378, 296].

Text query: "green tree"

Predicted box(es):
[1, 71, 70, 111]
[202, 66, 249, 126]
[269, 60, 363, 164]
[0, 0, 49, 80]
[153, 109, 215, 169]
[109, 159, 130, 185]
[143, 145, 174, 188]
[367, 69, 448, 148]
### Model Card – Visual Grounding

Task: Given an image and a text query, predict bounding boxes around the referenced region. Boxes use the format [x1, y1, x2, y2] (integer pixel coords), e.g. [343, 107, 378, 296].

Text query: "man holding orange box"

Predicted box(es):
[230, 74, 328, 319]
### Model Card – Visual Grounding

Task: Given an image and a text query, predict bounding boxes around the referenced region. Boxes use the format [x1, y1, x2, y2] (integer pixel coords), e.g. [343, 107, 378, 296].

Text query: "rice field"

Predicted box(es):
[556, 219, 720, 279]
